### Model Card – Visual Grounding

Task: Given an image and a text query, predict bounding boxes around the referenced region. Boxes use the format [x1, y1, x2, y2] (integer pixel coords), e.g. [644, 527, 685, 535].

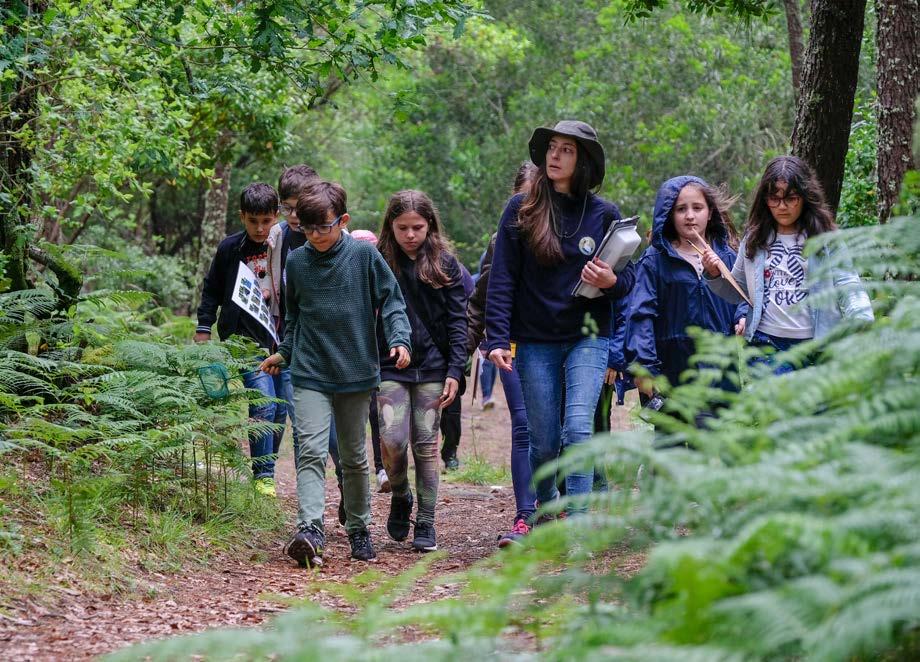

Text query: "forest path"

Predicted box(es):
[1, 379, 637, 661]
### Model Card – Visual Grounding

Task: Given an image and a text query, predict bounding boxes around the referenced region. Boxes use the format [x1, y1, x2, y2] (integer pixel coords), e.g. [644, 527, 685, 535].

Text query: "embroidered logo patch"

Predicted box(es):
[578, 236, 596, 256]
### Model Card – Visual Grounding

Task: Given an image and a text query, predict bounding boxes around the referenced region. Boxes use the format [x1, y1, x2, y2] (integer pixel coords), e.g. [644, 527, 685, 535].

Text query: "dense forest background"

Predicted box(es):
[3, 0, 920, 658]
[11, 0, 908, 314]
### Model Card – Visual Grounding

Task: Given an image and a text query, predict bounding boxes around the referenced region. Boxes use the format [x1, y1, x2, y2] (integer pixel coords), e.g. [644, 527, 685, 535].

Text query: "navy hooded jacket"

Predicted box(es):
[625, 176, 745, 387]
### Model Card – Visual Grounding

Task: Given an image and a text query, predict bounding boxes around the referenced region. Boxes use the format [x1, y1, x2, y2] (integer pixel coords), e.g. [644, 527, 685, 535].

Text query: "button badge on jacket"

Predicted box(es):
[578, 236, 596, 256]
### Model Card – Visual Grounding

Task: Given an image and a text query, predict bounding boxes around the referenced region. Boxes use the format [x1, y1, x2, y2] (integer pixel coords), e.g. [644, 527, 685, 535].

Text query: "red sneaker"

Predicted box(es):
[497, 517, 531, 548]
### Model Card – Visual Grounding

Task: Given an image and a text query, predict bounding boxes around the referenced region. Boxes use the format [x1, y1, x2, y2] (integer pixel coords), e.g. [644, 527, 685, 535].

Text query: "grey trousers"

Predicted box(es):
[290, 388, 372, 534]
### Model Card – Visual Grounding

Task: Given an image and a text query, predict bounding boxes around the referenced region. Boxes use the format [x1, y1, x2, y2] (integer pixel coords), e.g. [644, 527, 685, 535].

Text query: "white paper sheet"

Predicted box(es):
[230, 261, 279, 345]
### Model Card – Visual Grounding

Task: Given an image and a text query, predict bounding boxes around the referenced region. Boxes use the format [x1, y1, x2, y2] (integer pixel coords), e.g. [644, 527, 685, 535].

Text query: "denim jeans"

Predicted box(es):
[480, 358, 497, 400]
[750, 331, 808, 376]
[499, 364, 536, 520]
[516, 337, 608, 507]
[290, 388, 372, 534]
[241, 368, 288, 479]
[278, 370, 342, 482]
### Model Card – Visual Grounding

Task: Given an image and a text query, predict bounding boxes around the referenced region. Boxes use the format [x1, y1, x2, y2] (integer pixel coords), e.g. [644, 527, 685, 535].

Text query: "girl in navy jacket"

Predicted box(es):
[626, 175, 745, 397]
[486, 121, 634, 514]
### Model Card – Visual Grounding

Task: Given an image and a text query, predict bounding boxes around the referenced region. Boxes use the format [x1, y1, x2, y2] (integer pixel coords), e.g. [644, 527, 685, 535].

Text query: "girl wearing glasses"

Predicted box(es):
[700, 155, 873, 370]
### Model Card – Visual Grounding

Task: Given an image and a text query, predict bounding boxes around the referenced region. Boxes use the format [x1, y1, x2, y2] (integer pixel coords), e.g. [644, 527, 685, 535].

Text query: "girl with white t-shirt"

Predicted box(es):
[700, 156, 873, 372]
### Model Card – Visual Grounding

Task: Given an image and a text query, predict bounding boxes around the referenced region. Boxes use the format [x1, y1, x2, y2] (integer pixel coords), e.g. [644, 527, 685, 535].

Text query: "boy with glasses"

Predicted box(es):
[260, 180, 411, 566]
[267, 165, 347, 524]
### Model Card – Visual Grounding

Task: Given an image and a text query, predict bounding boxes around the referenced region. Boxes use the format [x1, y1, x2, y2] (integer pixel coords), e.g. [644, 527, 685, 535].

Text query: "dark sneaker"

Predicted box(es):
[337, 481, 346, 526]
[533, 510, 566, 527]
[387, 489, 413, 541]
[284, 523, 324, 568]
[497, 517, 531, 548]
[444, 455, 460, 472]
[412, 522, 438, 552]
[348, 528, 377, 561]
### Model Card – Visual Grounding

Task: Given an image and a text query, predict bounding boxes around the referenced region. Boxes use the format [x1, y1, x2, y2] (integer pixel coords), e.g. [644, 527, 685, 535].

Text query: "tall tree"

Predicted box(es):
[624, 0, 869, 210]
[790, 0, 868, 212]
[782, 0, 806, 102]
[876, 0, 920, 222]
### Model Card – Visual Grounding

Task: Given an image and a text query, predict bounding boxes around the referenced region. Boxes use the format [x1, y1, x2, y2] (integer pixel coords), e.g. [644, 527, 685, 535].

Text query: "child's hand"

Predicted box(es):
[604, 368, 617, 385]
[489, 348, 513, 372]
[259, 353, 284, 375]
[261, 287, 272, 301]
[193, 332, 211, 343]
[581, 257, 617, 289]
[636, 376, 655, 397]
[693, 230, 724, 278]
[438, 377, 460, 410]
[734, 318, 746, 336]
[391, 346, 410, 369]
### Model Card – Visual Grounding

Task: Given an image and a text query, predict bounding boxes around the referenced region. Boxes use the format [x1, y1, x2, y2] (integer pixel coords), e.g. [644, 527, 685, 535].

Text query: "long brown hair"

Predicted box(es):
[378, 190, 454, 289]
[745, 155, 836, 259]
[516, 140, 600, 266]
[663, 181, 740, 250]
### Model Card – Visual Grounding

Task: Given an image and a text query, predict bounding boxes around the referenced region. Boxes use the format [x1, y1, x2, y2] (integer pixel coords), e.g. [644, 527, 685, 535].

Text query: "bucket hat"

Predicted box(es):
[528, 120, 606, 188]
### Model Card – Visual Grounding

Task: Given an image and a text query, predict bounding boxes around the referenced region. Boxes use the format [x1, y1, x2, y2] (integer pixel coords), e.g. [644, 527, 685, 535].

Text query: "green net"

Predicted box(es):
[197, 363, 232, 400]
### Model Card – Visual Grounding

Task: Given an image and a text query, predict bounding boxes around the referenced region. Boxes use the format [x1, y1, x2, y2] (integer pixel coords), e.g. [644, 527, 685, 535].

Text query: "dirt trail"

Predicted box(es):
[0, 382, 638, 661]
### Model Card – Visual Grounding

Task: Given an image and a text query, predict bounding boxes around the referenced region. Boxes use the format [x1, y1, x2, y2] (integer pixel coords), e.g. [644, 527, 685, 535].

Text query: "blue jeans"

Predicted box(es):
[499, 364, 535, 520]
[516, 337, 608, 507]
[480, 358, 497, 400]
[750, 331, 808, 376]
[277, 369, 342, 482]
[241, 368, 287, 479]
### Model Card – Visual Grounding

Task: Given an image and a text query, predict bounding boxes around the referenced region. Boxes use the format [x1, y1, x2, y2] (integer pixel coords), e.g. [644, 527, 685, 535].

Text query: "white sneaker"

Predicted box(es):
[376, 469, 391, 493]
[482, 397, 495, 411]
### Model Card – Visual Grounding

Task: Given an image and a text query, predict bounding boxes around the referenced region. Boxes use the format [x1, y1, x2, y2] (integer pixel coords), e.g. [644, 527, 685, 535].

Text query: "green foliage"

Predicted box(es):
[0, 279, 284, 587]
[118, 217, 920, 660]
[443, 454, 510, 486]
[623, 0, 776, 22]
[257, 1, 802, 265]
[838, 97, 879, 228]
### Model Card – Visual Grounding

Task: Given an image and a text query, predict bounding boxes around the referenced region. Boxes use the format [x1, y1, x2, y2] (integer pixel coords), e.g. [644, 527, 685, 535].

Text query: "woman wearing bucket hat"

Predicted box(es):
[484, 120, 635, 517]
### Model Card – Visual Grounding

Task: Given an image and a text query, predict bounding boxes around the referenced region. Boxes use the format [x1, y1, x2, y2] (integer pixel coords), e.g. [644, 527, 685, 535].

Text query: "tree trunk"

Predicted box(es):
[1, 3, 47, 292]
[193, 130, 234, 310]
[876, 0, 920, 223]
[791, 0, 868, 212]
[783, 0, 806, 102]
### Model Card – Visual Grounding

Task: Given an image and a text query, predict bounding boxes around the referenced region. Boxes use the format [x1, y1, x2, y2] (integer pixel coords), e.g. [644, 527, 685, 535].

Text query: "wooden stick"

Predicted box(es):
[689, 232, 753, 306]
[471, 351, 480, 401]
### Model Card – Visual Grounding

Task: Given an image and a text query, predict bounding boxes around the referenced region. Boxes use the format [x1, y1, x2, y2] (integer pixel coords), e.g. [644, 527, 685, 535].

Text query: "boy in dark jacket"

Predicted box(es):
[195, 182, 283, 495]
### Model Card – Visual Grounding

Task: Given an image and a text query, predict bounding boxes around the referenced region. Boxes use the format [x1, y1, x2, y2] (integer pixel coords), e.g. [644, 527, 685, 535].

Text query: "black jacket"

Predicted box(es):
[378, 251, 468, 385]
[196, 231, 274, 349]
[466, 233, 496, 355]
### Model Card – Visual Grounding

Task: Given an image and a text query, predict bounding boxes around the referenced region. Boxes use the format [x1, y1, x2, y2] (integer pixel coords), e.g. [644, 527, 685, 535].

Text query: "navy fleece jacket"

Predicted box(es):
[625, 175, 746, 387]
[485, 191, 635, 350]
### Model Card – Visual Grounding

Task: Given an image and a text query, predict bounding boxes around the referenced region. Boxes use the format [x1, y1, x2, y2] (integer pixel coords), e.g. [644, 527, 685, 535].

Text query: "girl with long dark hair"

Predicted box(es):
[485, 121, 635, 515]
[375, 190, 468, 552]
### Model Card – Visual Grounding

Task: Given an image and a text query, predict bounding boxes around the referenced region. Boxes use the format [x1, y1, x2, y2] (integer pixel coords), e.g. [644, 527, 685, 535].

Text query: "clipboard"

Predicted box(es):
[572, 215, 642, 298]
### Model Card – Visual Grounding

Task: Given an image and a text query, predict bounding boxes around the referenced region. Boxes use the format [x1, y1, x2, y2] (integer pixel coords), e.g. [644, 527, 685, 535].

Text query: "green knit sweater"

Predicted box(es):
[278, 234, 411, 393]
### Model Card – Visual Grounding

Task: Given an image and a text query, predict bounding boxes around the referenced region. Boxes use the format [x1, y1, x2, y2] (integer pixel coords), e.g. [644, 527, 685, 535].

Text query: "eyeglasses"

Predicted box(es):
[766, 193, 802, 208]
[303, 215, 343, 235]
[279, 203, 296, 217]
